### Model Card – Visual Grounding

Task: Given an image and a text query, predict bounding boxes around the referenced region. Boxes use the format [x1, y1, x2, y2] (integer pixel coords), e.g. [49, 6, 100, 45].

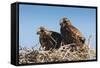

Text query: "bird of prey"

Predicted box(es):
[59, 17, 85, 47]
[37, 26, 63, 50]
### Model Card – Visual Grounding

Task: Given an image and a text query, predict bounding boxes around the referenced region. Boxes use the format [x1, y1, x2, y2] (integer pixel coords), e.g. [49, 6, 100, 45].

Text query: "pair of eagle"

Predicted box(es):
[37, 17, 85, 50]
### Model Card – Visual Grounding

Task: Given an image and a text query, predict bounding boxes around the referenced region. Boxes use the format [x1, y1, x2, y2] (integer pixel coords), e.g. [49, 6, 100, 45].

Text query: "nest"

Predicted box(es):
[19, 44, 96, 64]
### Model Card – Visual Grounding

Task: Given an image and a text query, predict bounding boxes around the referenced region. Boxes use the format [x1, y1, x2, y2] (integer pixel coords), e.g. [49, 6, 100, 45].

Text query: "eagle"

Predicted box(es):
[37, 26, 63, 50]
[59, 17, 85, 47]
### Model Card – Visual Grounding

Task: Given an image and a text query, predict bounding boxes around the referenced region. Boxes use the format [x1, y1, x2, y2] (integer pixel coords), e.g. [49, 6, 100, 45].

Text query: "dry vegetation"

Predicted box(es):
[19, 43, 96, 64]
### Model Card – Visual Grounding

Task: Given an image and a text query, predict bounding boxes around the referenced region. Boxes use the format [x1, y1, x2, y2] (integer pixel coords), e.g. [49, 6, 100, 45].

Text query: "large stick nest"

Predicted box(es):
[19, 44, 96, 64]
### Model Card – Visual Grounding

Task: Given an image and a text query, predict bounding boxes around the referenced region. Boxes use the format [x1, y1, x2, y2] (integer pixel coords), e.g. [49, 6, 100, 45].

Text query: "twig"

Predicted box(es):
[87, 35, 92, 58]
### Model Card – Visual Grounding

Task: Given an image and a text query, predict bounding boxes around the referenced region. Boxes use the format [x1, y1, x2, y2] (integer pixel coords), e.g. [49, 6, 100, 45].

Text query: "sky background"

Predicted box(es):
[19, 4, 96, 49]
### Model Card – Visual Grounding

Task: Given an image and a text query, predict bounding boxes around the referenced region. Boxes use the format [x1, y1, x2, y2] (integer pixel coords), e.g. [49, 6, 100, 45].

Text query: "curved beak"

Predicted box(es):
[60, 22, 62, 26]
[37, 31, 40, 35]
[60, 22, 65, 27]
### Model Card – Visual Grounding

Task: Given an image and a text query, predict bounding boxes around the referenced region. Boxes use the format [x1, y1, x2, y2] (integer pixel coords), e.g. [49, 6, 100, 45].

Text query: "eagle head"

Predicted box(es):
[60, 17, 71, 27]
[37, 26, 50, 36]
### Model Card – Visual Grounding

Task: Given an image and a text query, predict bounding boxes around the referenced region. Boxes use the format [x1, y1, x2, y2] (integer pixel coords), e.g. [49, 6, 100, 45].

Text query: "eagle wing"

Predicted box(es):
[69, 25, 83, 38]
[69, 25, 85, 43]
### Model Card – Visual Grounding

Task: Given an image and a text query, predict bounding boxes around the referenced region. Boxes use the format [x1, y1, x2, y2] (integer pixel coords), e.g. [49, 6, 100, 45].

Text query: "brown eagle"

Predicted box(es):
[60, 17, 85, 46]
[37, 27, 63, 50]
